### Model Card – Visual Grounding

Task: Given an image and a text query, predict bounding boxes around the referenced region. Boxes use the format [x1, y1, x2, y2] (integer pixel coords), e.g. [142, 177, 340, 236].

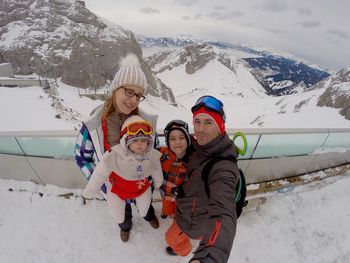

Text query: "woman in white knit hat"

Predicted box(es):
[75, 53, 159, 242]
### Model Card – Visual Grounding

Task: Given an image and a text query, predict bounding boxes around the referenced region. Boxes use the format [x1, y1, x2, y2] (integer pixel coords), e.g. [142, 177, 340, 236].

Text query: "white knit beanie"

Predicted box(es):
[111, 53, 148, 94]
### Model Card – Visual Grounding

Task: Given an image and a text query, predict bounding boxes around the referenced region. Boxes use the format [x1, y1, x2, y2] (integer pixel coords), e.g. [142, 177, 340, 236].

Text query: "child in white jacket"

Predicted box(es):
[83, 115, 163, 225]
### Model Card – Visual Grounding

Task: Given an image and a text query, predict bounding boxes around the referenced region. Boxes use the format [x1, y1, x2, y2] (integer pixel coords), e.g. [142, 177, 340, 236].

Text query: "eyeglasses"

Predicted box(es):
[164, 120, 189, 134]
[120, 121, 153, 137]
[191, 95, 226, 121]
[122, 87, 146, 102]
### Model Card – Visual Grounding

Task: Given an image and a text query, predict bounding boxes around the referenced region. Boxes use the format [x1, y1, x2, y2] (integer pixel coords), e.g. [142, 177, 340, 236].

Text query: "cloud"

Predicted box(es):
[327, 29, 349, 39]
[206, 10, 243, 21]
[173, 0, 198, 6]
[299, 20, 321, 28]
[193, 13, 202, 19]
[266, 28, 284, 34]
[139, 7, 160, 15]
[182, 16, 191, 20]
[255, 0, 288, 13]
[298, 8, 312, 15]
[213, 5, 226, 10]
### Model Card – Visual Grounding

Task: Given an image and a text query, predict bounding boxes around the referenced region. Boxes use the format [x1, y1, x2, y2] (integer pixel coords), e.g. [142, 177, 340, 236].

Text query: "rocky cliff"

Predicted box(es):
[0, 0, 174, 102]
[316, 68, 350, 120]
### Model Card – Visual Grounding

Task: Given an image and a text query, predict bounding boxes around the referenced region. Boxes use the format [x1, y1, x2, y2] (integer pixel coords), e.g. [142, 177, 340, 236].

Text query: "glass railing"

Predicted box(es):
[232, 134, 260, 160]
[16, 137, 76, 159]
[251, 133, 329, 158]
[1, 129, 350, 160]
[0, 131, 78, 159]
[229, 129, 350, 160]
[322, 132, 350, 149]
[0, 137, 24, 155]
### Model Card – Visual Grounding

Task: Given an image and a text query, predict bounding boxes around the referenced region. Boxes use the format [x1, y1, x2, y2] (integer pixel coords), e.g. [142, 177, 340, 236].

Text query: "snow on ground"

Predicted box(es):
[0, 86, 74, 131]
[0, 171, 349, 263]
[0, 84, 101, 132]
[56, 80, 103, 117]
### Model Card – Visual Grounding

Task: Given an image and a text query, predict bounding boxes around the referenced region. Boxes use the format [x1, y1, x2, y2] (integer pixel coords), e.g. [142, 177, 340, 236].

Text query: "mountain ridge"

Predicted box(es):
[139, 35, 331, 96]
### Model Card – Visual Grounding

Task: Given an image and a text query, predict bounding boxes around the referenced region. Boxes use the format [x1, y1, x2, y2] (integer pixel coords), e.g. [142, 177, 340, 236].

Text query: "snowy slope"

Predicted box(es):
[0, 86, 74, 131]
[158, 59, 267, 100]
[0, 83, 101, 131]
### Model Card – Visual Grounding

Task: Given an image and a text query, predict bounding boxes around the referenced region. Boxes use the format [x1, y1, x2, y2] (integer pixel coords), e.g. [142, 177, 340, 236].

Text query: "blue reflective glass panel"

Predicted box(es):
[0, 137, 24, 155]
[322, 132, 350, 149]
[17, 137, 76, 159]
[253, 133, 328, 158]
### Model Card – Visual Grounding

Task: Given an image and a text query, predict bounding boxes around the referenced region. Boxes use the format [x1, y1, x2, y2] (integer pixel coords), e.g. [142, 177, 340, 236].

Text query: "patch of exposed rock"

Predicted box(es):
[146, 42, 216, 75]
[184, 43, 215, 74]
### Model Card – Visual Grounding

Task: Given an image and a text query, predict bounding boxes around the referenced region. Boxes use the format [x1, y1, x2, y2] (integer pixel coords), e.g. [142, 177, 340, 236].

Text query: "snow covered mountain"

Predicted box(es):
[140, 36, 331, 96]
[136, 36, 350, 127]
[143, 41, 269, 103]
[0, 0, 174, 102]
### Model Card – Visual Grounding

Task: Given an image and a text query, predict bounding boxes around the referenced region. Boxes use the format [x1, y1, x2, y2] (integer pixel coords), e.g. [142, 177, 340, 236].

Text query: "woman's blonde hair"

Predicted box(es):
[102, 89, 139, 119]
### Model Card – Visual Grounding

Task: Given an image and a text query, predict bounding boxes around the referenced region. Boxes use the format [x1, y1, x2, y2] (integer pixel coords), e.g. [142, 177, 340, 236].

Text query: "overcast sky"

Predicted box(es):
[84, 0, 350, 71]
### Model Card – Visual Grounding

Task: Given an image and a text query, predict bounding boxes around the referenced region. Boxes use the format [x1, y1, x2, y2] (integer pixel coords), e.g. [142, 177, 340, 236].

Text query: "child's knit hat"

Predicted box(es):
[164, 120, 191, 148]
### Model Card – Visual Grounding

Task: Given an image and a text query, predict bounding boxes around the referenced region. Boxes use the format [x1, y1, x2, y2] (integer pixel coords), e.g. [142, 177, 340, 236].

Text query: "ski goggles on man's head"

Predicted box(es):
[121, 121, 153, 137]
[191, 95, 226, 121]
[164, 119, 189, 134]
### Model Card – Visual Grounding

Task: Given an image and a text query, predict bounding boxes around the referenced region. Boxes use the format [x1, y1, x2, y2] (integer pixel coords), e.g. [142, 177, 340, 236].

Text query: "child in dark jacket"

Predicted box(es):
[159, 120, 194, 218]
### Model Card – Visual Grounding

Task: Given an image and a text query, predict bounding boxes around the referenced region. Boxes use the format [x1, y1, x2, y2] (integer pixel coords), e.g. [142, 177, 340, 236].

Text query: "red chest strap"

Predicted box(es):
[102, 118, 111, 152]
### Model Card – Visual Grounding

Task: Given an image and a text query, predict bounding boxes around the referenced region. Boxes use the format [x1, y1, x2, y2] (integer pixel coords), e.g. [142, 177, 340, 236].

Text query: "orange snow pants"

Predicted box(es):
[165, 220, 192, 256]
[162, 199, 176, 216]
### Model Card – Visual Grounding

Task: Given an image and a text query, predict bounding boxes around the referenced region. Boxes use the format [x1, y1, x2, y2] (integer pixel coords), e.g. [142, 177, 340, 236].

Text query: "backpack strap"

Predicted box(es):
[201, 156, 238, 198]
[235, 169, 244, 202]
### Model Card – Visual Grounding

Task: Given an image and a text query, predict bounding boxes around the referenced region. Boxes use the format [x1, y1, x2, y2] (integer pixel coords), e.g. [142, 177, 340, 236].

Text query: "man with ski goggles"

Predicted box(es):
[165, 95, 239, 263]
